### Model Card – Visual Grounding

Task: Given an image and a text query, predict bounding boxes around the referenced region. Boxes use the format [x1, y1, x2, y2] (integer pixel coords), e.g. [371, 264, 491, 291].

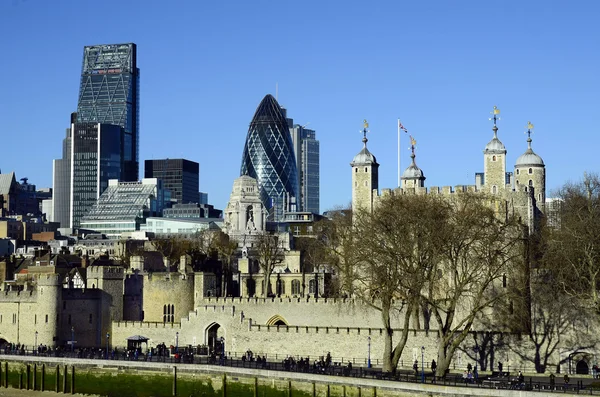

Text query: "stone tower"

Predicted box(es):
[224, 175, 266, 239]
[36, 274, 62, 347]
[483, 106, 507, 195]
[401, 136, 425, 189]
[514, 122, 546, 212]
[351, 121, 379, 214]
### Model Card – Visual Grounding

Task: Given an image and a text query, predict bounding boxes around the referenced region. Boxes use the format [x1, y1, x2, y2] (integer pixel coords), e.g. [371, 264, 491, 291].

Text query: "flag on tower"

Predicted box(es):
[398, 120, 408, 133]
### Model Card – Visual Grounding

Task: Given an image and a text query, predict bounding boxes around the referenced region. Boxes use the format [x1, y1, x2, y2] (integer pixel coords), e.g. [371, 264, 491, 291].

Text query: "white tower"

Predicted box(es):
[483, 106, 507, 194]
[350, 120, 379, 214]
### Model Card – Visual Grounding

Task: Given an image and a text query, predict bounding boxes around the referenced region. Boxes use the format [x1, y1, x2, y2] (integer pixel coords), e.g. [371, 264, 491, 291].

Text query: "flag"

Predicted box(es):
[398, 119, 408, 133]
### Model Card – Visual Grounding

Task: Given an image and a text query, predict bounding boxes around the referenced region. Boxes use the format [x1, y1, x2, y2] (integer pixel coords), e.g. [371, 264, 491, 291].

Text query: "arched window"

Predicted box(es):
[492, 155, 496, 161]
[516, 169, 520, 175]
[529, 180, 533, 187]
[492, 185, 497, 194]
[528, 168, 533, 174]
[291, 280, 301, 295]
[365, 167, 368, 172]
[309, 279, 316, 295]
[276, 279, 285, 296]
[355, 168, 358, 173]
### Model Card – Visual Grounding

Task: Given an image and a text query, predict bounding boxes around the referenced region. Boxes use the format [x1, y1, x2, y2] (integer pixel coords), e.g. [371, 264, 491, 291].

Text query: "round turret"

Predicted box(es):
[351, 147, 377, 165]
[484, 126, 507, 154]
[515, 148, 544, 167]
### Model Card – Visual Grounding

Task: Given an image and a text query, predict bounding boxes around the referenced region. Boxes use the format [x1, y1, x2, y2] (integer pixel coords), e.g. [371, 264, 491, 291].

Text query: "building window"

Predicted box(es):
[516, 169, 520, 175]
[291, 280, 301, 295]
[529, 180, 533, 187]
[45, 314, 48, 323]
[355, 168, 358, 173]
[528, 168, 533, 174]
[12, 314, 16, 324]
[502, 274, 507, 288]
[364, 181, 368, 187]
[163, 304, 175, 323]
[34, 315, 37, 325]
[309, 279, 316, 295]
[492, 155, 496, 161]
[364, 167, 367, 172]
[276, 279, 285, 296]
[492, 185, 497, 194]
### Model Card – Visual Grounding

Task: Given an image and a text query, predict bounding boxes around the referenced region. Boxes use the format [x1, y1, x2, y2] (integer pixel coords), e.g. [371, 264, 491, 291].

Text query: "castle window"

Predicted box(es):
[365, 167, 367, 172]
[291, 280, 301, 295]
[12, 314, 16, 324]
[364, 181, 368, 187]
[528, 168, 533, 174]
[538, 194, 541, 201]
[309, 279, 317, 295]
[34, 315, 37, 325]
[529, 180, 533, 187]
[492, 185, 497, 194]
[492, 155, 496, 161]
[502, 274, 507, 288]
[276, 279, 285, 296]
[355, 168, 358, 173]
[516, 169, 520, 175]
[45, 314, 48, 323]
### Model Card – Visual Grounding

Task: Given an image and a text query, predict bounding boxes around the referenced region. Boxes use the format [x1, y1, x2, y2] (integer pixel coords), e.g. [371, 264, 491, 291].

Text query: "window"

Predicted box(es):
[364, 167, 367, 172]
[45, 314, 48, 323]
[34, 315, 37, 325]
[529, 180, 533, 187]
[276, 279, 285, 296]
[502, 274, 507, 288]
[492, 155, 496, 161]
[355, 168, 358, 173]
[492, 185, 497, 194]
[516, 169, 520, 175]
[291, 280, 301, 295]
[528, 168, 533, 174]
[163, 304, 175, 323]
[309, 279, 316, 295]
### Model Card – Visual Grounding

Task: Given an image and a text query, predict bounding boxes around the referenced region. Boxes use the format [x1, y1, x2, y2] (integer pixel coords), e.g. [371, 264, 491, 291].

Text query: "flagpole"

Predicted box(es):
[397, 119, 401, 187]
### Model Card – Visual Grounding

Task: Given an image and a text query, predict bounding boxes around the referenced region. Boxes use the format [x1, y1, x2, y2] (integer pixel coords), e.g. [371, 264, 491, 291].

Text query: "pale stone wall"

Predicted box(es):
[142, 272, 194, 323]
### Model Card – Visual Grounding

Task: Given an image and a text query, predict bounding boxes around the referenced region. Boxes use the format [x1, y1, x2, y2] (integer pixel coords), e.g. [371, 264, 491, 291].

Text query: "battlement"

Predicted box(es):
[36, 274, 62, 286]
[201, 297, 361, 305]
[0, 288, 37, 303]
[87, 265, 124, 280]
[114, 320, 182, 329]
[248, 323, 440, 338]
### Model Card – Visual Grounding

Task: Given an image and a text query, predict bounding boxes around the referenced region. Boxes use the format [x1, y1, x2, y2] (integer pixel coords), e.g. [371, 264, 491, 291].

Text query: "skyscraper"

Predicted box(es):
[289, 124, 320, 214]
[52, 113, 75, 228]
[70, 123, 122, 228]
[76, 43, 139, 181]
[240, 95, 298, 221]
[145, 159, 199, 204]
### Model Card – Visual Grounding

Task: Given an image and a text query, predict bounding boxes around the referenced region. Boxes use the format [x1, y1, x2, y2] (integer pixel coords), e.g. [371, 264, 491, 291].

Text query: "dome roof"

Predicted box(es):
[484, 126, 506, 154]
[402, 163, 424, 179]
[351, 146, 377, 165]
[484, 137, 506, 153]
[515, 149, 544, 167]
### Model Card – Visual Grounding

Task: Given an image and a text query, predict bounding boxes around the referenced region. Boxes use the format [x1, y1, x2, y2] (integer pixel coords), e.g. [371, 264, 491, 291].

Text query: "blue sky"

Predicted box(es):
[1, 0, 598, 212]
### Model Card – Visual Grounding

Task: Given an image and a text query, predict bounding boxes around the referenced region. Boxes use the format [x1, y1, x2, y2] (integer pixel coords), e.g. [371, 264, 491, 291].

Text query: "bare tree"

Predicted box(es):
[255, 231, 285, 297]
[323, 194, 449, 373]
[424, 193, 524, 377]
[213, 231, 238, 297]
[549, 172, 600, 313]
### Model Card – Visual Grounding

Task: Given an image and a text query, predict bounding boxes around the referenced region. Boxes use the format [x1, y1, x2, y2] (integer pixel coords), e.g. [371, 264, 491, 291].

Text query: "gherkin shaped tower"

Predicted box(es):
[240, 94, 298, 221]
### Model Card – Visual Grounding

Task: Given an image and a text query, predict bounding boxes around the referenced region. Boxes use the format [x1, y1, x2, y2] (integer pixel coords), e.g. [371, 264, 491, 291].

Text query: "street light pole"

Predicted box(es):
[34, 331, 38, 355]
[421, 346, 425, 383]
[368, 336, 371, 368]
[106, 333, 110, 359]
[71, 327, 75, 352]
[176, 332, 179, 353]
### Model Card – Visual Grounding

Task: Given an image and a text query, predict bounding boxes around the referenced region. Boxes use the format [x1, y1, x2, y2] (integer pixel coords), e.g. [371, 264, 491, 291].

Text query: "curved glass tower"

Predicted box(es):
[240, 94, 298, 221]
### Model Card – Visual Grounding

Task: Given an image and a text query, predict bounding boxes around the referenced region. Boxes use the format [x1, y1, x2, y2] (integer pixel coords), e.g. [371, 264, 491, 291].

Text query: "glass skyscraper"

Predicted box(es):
[76, 43, 139, 181]
[70, 123, 122, 228]
[145, 159, 199, 204]
[290, 124, 320, 214]
[240, 94, 298, 221]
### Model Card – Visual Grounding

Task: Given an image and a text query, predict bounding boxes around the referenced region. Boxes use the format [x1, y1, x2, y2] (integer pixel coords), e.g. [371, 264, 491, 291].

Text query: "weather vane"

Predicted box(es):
[489, 106, 501, 126]
[361, 119, 370, 144]
[526, 121, 534, 145]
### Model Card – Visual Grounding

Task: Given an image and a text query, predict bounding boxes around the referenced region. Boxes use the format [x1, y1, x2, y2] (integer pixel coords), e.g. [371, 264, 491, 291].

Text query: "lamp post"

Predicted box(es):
[421, 346, 425, 383]
[176, 332, 179, 353]
[71, 327, 75, 352]
[34, 331, 38, 355]
[367, 336, 372, 368]
[106, 333, 110, 359]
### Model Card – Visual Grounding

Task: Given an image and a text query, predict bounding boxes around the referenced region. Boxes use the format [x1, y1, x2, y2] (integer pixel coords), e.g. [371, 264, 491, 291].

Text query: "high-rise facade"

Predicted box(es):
[70, 123, 122, 228]
[289, 124, 320, 214]
[52, 114, 75, 228]
[76, 43, 139, 181]
[240, 95, 298, 221]
[144, 159, 199, 204]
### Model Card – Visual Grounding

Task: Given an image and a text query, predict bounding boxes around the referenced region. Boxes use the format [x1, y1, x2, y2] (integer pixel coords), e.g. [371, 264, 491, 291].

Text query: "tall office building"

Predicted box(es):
[145, 159, 199, 204]
[76, 43, 139, 181]
[240, 94, 298, 221]
[70, 123, 122, 228]
[289, 124, 320, 214]
[52, 114, 75, 228]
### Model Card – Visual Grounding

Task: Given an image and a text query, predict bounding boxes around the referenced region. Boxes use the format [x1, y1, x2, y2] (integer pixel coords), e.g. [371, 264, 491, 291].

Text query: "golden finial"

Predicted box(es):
[410, 135, 417, 146]
[363, 119, 369, 129]
[489, 105, 501, 128]
[527, 121, 534, 130]
[493, 106, 500, 115]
